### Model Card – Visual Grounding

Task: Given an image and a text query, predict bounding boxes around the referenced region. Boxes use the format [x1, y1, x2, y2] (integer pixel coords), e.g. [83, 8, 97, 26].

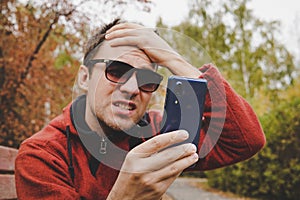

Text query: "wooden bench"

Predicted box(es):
[0, 145, 18, 200]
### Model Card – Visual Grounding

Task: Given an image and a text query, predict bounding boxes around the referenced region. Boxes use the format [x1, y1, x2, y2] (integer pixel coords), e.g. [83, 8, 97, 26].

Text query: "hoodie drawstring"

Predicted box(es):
[66, 126, 75, 181]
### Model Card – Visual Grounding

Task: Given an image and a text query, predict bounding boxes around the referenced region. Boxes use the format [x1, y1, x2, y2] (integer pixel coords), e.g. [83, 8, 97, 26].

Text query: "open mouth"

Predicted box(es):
[113, 101, 136, 111]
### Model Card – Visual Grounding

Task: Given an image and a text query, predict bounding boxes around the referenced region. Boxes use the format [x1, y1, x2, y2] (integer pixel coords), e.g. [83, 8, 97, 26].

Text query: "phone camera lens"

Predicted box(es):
[176, 81, 182, 86]
[175, 81, 183, 97]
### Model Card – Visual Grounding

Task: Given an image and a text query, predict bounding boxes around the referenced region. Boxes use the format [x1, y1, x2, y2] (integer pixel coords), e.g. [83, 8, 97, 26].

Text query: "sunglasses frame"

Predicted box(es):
[85, 59, 163, 93]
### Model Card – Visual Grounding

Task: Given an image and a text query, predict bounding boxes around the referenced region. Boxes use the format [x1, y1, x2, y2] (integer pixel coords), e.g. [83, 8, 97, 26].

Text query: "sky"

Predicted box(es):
[250, 0, 300, 56]
[123, 0, 300, 58]
[18, 0, 300, 59]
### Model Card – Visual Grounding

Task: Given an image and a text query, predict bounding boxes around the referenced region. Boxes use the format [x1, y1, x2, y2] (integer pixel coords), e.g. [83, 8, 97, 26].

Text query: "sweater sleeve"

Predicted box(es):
[15, 135, 81, 199]
[191, 64, 266, 170]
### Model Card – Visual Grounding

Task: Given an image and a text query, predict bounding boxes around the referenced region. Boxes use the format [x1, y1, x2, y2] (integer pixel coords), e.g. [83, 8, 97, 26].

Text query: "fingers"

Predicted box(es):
[105, 22, 144, 34]
[106, 36, 138, 47]
[122, 143, 198, 173]
[131, 130, 189, 157]
[151, 158, 191, 194]
[122, 131, 197, 173]
[145, 143, 198, 170]
[154, 152, 199, 181]
[105, 26, 157, 48]
[105, 29, 137, 40]
[104, 22, 158, 48]
[105, 23, 144, 41]
[129, 151, 199, 193]
[105, 26, 155, 40]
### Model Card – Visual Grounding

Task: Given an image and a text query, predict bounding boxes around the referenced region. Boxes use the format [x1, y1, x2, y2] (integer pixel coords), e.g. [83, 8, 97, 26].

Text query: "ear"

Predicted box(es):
[77, 65, 90, 91]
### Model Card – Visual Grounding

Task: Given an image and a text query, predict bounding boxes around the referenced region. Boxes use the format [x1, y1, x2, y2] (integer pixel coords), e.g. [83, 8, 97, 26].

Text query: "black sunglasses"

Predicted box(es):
[85, 59, 163, 93]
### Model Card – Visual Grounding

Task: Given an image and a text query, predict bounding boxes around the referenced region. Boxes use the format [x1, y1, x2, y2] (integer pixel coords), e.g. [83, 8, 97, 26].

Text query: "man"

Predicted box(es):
[15, 19, 265, 200]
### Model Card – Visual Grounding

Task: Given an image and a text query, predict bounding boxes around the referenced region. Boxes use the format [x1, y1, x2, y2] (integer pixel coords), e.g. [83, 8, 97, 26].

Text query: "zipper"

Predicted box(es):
[99, 136, 107, 154]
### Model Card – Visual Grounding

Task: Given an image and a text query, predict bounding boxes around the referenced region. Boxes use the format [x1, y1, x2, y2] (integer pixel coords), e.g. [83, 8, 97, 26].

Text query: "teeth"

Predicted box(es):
[116, 103, 133, 110]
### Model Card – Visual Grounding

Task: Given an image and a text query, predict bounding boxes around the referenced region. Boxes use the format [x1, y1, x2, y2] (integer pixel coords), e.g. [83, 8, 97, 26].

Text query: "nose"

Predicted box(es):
[119, 72, 139, 96]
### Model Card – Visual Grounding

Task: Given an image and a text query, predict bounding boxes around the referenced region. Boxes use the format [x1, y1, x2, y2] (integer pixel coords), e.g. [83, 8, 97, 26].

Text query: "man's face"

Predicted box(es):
[86, 41, 154, 131]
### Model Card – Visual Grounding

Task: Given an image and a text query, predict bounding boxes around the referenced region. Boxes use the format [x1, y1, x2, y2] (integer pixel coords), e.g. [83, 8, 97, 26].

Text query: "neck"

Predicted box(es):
[85, 104, 128, 142]
[97, 119, 129, 141]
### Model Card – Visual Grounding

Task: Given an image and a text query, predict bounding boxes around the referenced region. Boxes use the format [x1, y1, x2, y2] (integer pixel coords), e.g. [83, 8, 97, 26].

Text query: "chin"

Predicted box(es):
[99, 112, 143, 132]
[105, 117, 136, 131]
[115, 122, 136, 132]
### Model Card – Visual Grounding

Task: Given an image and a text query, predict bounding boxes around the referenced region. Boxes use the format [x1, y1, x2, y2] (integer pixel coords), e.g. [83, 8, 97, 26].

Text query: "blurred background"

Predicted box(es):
[1, 0, 299, 199]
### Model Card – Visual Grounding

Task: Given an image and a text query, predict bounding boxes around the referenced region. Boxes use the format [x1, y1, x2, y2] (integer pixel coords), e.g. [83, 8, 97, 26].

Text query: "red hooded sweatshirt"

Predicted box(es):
[15, 64, 266, 199]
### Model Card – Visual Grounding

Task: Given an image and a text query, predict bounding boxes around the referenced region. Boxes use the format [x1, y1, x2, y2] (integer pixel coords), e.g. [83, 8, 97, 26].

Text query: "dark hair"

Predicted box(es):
[83, 18, 122, 72]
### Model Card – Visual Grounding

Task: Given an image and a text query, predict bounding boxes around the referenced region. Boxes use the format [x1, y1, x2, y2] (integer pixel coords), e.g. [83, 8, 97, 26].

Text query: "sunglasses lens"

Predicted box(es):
[105, 60, 162, 93]
[105, 61, 132, 83]
[137, 70, 162, 92]
[140, 83, 159, 92]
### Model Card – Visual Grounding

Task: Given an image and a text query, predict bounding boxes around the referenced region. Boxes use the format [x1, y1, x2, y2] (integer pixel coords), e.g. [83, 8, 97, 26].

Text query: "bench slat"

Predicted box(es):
[0, 146, 18, 172]
[0, 174, 17, 199]
[0, 145, 18, 200]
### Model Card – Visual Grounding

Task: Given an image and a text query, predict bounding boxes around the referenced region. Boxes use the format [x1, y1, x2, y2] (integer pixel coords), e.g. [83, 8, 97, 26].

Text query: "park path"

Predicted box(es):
[166, 177, 233, 200]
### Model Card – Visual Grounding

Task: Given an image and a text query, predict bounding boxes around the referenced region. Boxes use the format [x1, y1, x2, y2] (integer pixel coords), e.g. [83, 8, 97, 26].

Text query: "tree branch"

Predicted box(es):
[20, 15, 59, 82]
[17, 3, 78, 89]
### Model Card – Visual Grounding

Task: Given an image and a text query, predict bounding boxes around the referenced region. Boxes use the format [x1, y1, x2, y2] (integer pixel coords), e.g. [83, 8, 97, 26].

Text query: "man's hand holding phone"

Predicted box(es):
[107, 130, 198, 200]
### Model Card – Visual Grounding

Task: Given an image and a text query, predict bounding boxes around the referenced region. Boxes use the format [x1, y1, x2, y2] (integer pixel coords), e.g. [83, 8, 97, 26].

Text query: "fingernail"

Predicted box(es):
[179, 130, 189, 139]
[192, 153, 199, 160]
[191, 144, 197, 152]
[105, 33, 110, 39]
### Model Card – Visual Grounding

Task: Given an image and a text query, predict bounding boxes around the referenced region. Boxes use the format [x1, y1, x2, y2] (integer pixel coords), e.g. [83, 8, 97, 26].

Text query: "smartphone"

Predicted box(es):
[160, 76, 207, 151]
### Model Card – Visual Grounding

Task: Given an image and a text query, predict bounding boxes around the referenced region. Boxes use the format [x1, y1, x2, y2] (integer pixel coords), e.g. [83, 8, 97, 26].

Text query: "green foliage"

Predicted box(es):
[54, 51, 73, 70]
[168, 0, 296, 101]
[160, 0, 300, 199]
[206, 88, 300, 199]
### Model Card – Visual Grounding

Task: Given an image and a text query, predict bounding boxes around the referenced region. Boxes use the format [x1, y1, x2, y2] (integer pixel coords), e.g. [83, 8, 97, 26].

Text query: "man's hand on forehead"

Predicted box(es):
[104, 22, 174, 65]
[104, 22, 201, 78]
